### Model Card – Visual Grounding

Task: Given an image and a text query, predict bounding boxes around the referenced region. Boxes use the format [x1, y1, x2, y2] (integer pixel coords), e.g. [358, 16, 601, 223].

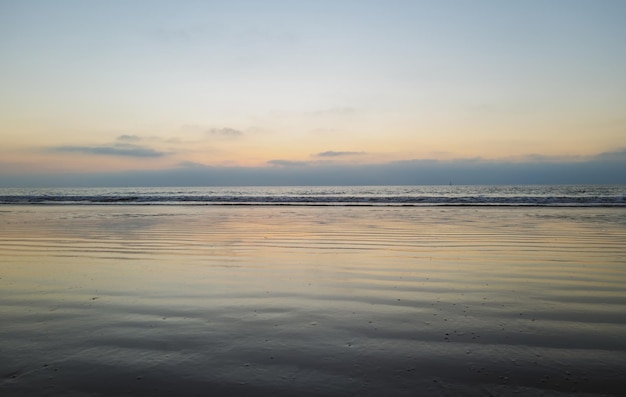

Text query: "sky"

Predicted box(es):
[1, 0, 625, 187]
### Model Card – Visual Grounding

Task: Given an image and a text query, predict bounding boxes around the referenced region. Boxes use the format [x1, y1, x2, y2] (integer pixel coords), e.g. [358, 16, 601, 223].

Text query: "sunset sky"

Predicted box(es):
[1, 0, 625, 186]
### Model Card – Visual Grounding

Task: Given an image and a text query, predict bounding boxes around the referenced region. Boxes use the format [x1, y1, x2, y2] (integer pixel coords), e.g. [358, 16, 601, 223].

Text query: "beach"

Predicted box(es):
[1, 205, 626, 396]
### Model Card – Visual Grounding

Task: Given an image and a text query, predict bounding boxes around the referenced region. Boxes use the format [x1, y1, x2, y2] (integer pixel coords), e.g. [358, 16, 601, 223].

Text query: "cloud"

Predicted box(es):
[595, 148, 626, 161]
[267, 159, 310, 167]
[511, 153, 584, 162]
[178, 160, 206, 168]
[506, 149, 626, 163]
[51, 143, 167, 158]
[209, 127, 244, 137]
[117, 134, 141, 142]
[316, 151, 366, 157]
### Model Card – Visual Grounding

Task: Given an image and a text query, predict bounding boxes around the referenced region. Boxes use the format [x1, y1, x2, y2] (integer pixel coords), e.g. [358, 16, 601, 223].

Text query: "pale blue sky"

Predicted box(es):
[1, 0, 625, 186]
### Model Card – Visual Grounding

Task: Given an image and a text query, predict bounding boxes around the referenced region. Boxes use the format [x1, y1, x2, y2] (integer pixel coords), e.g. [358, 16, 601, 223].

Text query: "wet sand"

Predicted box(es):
[1, 205, 626, 396]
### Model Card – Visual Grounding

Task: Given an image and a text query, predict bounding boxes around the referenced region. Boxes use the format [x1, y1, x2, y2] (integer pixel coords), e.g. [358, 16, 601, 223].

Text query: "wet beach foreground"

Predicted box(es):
[1, 205, 625, 396]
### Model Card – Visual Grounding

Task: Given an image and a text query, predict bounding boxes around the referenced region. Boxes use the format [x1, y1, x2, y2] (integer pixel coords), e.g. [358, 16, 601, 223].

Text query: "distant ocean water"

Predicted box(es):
[1, 185, 625, 206]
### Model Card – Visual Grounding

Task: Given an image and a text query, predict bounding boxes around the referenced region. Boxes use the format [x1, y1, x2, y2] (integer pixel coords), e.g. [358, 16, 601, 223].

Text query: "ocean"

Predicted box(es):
[1, 185, 626, 396]
[1, 184, 625, 206]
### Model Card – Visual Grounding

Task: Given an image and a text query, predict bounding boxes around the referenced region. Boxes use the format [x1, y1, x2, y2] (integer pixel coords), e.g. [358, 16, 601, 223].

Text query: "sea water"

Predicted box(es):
[1, 184, 624, 206]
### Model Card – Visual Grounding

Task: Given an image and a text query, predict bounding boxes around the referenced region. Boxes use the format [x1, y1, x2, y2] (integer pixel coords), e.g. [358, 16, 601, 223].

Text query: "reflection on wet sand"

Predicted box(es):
[1, 206, 626, 396]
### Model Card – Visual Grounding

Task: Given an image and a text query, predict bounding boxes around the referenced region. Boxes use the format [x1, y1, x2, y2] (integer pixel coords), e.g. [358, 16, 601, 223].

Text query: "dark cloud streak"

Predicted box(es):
[267, 159, 310, 166]
[316, 151, 366, 157]
[117, 134, 141, 142]
[51, 144, 167, 158]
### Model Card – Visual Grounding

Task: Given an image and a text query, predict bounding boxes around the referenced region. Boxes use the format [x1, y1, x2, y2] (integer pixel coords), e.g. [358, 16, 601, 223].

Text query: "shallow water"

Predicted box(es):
[1, 206, 626, 396]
